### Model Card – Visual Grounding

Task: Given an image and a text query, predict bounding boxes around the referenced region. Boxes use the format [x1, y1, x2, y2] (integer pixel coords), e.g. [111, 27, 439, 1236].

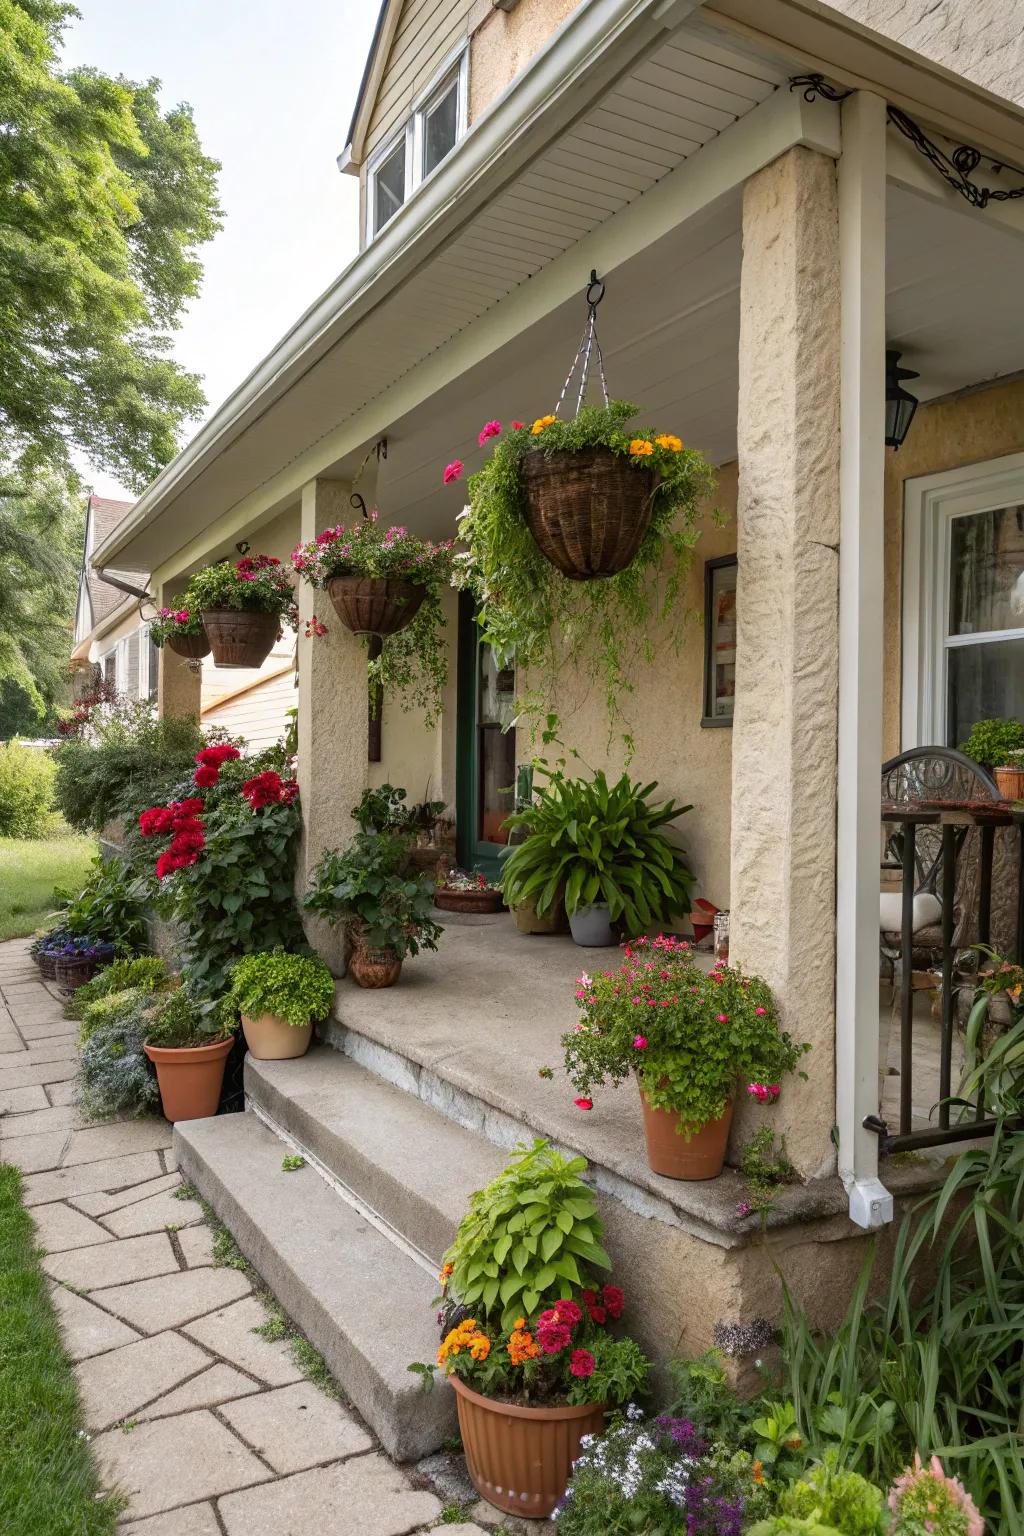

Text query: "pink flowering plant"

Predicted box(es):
[186, 554, 297, 627]
[561, 936, 808, 1137]
[887, 1454, 984, 1536]
[149, 606, 205, 647]
[290, 513, 456, 724]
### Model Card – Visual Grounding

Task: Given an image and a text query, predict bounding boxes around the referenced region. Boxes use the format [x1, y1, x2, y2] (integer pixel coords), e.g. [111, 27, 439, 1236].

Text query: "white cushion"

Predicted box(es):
[879, 891, 942, 935]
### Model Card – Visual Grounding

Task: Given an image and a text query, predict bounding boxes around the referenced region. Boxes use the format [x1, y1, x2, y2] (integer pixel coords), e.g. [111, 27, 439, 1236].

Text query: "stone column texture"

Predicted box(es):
[156, 634, 202, 722]
[731, 147, 840, 1181]
[296, 478, 366, 973]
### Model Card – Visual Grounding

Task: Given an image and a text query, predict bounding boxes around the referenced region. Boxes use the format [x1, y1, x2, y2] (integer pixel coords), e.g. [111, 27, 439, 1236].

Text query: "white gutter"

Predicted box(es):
[94, 0, 704, 570]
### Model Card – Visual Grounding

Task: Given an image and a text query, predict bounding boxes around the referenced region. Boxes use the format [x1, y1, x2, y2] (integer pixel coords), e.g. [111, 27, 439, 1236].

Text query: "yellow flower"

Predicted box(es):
[655, 433, 682, 452]
[513, 1318, 526, 1330]
[629, 438, 654, 457]
[532, 415, 557, 434]
[469, 1336, 491, 1361]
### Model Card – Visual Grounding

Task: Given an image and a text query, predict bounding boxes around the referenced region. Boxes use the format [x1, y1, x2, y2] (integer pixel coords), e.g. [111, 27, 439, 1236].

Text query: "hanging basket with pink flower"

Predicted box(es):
[184, 555, 297, 669]
[149, 606, 211, 660]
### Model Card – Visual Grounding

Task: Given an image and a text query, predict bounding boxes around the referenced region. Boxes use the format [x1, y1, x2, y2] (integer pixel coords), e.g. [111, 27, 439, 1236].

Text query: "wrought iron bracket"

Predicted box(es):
[789, 73, 851, 104]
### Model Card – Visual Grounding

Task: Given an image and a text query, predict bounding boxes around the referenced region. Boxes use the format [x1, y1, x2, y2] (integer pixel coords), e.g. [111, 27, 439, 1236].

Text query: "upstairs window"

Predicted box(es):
[367, 49, 468, 241]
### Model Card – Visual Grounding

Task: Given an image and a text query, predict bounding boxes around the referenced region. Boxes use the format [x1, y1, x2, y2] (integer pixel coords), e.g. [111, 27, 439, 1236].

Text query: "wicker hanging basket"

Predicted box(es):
[201, 608, 279, 668]
[325, 577, 426, 636]
[520, 447, 656, 580]
[167, 629, 211, 661]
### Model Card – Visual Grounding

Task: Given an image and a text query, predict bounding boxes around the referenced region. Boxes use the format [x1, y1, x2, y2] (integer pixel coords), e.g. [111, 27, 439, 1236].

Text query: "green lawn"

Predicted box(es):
[0, 834, 96, 942]
[0, 1165, 121, 1534]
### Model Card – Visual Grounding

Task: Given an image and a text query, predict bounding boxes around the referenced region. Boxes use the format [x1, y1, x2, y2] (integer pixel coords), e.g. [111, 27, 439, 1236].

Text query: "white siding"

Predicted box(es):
[202, 666, 296, 754]
[365, 0, 475, 162]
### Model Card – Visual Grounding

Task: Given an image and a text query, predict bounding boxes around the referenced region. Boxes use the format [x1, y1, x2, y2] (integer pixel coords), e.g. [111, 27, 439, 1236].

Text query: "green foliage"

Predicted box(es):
[667, 1351, 758, 1448]
[143, 986, 234, 1048]
[565, 1332, 650, 1408]
[304, 832, 442, 959]
[52, 701, 210, 833]
[748, 1519, 846, 1535]
[64, 955, 172, 1021]
[148, 604, 205, 646]
[185, 555, 295, 620]
[0, 468, 84, 724]
[0, 740, 54, 838]
[0, 831, 94, 942]
[455, 402, 716, 741]
[225, 949, 334, 1030]
[77, 1013, 160, 1120]
[0, 2, 221, 488]
[774, 1461, 888, 1536]
[56, 854, 149, 953]
[960, 716, 1024, 769]
[79, 986, 155, 1045]
[443, 1139, 610, 1329]
[281, 1154, 305, 1172]
[501, 768, 695, 931]
[352, 783, 410, 833]
[739, 1127, 797, 1217]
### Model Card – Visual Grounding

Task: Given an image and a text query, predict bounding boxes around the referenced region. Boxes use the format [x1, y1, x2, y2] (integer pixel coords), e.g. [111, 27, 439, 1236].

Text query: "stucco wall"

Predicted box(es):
[469, 0, 583, 122]
[826, 0, 1024, 106]
[881, 375, 1024, 757]
[368, 587, 459, 815]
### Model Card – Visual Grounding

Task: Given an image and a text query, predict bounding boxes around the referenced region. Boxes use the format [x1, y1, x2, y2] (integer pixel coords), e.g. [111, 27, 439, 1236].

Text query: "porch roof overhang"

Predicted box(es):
[95, 0, 1024, 582]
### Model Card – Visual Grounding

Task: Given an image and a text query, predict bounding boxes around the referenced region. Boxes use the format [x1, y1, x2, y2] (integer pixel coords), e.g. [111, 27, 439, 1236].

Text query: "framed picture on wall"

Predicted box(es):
[702, 555, 737, 727]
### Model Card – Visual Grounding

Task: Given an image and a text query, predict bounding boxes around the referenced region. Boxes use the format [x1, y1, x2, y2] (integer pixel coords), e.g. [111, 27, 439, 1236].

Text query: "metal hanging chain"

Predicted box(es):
[790, 75, 1024, 210]
[553, 271, 610, 419]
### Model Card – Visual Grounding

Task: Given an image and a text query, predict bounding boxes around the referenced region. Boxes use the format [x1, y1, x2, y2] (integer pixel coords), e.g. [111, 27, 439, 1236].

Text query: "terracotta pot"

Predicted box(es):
[434, 887, 503, 914]
[451, 1374, 606, 1518]
[639, 1088, 733, 1180]
[201, 608, 279, 668]
[166, 629, 211, 660]
[512, 894, 569, 935]
[520, 447, 656, 580]
[240, 1011, 313, 1060]
[994, 765, 1024, 801]
[348, 940, 402, 988]
[326, 576, 425, 636]
[144, 1036, 234, 1122]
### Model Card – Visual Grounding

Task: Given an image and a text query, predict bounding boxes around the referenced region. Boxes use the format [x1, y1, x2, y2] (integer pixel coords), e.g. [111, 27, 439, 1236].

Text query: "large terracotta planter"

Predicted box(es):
[167, 629, 211, 661]
[201, 608, 279, 668]
[451, 1374, 606, 1518]
[639, 1088, 733, 1180]
[994, 765, 1024, 801]
[144, 1036, 234, 1122]
[348, 937, 402, 988]
[520, 447, 656, 580]
[434, 887, 503, 915]
[326, 576, 425, 636]
[240, 1011, 313, 1060]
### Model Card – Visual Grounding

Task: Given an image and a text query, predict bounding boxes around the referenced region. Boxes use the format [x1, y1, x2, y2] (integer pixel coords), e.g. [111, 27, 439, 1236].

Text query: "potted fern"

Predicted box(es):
[224, 949, 336, 1060]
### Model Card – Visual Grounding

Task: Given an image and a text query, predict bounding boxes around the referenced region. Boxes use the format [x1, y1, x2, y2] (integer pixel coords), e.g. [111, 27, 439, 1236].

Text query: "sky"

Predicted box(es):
[61, 0, 380, 501]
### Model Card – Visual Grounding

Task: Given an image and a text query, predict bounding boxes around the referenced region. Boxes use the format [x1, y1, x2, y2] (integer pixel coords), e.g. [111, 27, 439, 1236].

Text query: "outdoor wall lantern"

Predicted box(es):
[885, 350, 920, 451]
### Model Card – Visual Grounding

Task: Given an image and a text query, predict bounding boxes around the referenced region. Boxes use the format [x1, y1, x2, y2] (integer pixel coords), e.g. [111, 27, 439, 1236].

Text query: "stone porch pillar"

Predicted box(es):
[730, 146, 841, 1181]
[296, 477, 367, 973]
[156, 581, 202, 721]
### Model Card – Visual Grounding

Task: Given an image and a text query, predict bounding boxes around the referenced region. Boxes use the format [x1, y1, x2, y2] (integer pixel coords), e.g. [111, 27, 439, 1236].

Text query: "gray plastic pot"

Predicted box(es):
[568, 903, 616, 947]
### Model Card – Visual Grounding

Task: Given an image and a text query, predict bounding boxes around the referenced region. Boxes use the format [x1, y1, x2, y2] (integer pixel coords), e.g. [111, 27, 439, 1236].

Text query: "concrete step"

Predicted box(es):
[173, 1111, 456, 1462]
[244, 1048, 508, 1269]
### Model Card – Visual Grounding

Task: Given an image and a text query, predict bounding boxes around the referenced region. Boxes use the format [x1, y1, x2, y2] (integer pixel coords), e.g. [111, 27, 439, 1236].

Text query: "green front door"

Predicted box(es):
[456, 592, 516, 881]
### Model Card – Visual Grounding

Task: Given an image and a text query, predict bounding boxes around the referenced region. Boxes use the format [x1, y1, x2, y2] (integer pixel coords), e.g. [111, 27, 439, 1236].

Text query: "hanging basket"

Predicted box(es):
[166, 629, 211, 661]
[201, 608, 279, 669]
[325, 577, 426, 636]
[520, 448, 656, 580]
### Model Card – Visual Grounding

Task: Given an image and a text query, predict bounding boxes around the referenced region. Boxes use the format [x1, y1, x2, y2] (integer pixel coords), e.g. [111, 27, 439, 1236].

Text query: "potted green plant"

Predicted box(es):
[994, 746, 1024, 802]
[418, 1140, 649, 1518]
[961, 717, 1024, 799]
[185, 554, 296, 669]
[142, 988, 236, 1122]
[304, 832, 443, 987]
[224, 948, 336, 1060]
[149, 605, 211, 660]
[434, 869, 503, 915]
[291, 515, 455, 722]
[562, 937, 808, 1179]
[501, 768, 695, 947]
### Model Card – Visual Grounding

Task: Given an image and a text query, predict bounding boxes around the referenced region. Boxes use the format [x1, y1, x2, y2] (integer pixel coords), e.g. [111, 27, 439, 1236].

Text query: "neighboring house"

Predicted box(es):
[90, 0, 1024, 1453]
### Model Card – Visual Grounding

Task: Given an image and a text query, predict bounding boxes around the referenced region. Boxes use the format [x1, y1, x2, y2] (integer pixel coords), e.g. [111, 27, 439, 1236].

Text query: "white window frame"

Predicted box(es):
[902, 451, 1024, 749]
[365, 46, 469, 242]
[114, 636, 129, 696]
[138, 623, 151, 700]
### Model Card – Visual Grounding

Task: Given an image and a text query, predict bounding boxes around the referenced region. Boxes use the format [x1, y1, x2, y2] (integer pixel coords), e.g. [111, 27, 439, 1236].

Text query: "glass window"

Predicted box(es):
[477, 645, 516, 845]
[423, 80, 459, 177]
[948, 638, 1024, 747]
[373, 138, 406, 234]
[944, 503, 1024, 744]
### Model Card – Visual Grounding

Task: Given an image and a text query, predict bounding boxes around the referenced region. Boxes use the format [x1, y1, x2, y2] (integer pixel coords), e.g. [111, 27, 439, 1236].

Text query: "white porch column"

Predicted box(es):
[731, 145, 840, 1182]
[296, 477, 367, 973]
[156, 582, 202, 721]
[836, 92, 893, 1227]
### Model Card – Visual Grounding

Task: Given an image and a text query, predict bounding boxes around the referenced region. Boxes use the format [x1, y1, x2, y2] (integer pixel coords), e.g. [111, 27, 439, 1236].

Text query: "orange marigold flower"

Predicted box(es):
[439, 1262, 453, 1284]
[469, 1335, 491, 1361]
[508, 1328, 540, 1366]
[532, 415, 557, 434]
[514, 1318, 526, 1330]
[753, 1461, 764, 1485]
[629, 438, 654, 456]
[655, 433, 682, 452]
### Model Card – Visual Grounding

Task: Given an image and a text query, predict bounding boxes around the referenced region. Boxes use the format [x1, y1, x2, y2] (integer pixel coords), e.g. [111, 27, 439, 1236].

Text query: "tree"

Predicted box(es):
[0, 0, 222, 490]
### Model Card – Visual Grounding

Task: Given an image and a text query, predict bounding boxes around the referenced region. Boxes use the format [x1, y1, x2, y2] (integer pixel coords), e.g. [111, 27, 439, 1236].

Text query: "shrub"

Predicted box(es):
[144, 987, 234, 1048]
[52, 700, 213, 833]
[225, 950, 334, 1030]
[56, 855, 149, 954]
[64, 956, 172, 1021]
[77, 1013, 160, 1120]
[960, 716, 1024, 770]
[304, 832, 442, 959]
[771, 1461, 888, 1535]
[0, 741, 55, 838]
[79, 987, 155, 1045]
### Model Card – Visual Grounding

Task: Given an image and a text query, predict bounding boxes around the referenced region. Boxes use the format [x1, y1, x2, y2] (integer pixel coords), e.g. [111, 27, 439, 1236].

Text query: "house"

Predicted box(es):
[90, 0, 1024, 1460]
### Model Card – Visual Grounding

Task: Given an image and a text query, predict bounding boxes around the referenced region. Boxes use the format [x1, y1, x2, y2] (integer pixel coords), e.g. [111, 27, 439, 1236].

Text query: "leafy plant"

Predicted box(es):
[352, 783, 410, 834]
[501, 768, 694, 931]
[185, 553, 296, 623]
[281, 1155, 305, 1172]
[64, 956, 173, 1021]
[77, 1014, 160, 1120]
[55, 855, 149, 954]
[304, 833, 442, 959]
[225, 949, 334, 1030]
[0, 741, 55, 838]
[738, 1127, 797, 1218]
[960, 716, 1024, 769]
[149, 605, 206, 646]
[441, 1139, 610, 1329]
[52, 700, 213, 833]
[144, 987, 234, 1049]
[80, 987, 161, 1046]
[448, 403, 716, 742]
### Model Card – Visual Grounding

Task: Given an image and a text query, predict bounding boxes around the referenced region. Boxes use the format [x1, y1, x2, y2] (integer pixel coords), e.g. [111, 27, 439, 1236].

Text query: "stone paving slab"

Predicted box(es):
[0, 1129, 69, 1172]
[120, 1503, 221, 1536]
[0, 1083, 49, 1113]
[76, 1330, 213, 1430]
[93, 1408, 273, 1519]
[104, 1187, 203, 1237]
[217, 1453, 442, 1536]
[16, 1018, 80, 1041]
[46, 1079, 77, 1106]
[0, 1103, 82, 1139]
[62, 1120, 173, 1166]
[92, 1264, 253, 1333]
[218, 1381, 374, 1474]
[183, 1295, 304, 1386]
[2, 1039, 79, 1064]
[177, 1223, 215, 1267]
[74, 1170, 181, 1216]
[0, 1055, 82, 1090]
[137, 1362, 261, 1422]
[44, 1231, 179, 1292]
[22, 1150, 164, 1206]
[32, 1200, 114, 1254]
[51, 1284, 143, 1361]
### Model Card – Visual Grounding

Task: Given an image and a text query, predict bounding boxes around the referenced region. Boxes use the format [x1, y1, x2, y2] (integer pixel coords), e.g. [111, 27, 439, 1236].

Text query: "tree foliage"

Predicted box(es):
[0, 0, 222, 488]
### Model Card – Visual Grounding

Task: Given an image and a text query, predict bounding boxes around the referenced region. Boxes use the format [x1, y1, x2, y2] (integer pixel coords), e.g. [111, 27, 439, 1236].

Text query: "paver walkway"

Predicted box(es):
[0, 939, 492, 1536]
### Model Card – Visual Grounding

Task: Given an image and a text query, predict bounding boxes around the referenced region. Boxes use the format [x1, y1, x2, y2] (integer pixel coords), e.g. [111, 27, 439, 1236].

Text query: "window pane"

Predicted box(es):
[948, 505, 1024, 636]
[373, 140, 406, 233]
[479, 727, 516, 845]
[946, 638, 1024, 747]
[478, 645, 515, 729]
[423, 82, 458, 177]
